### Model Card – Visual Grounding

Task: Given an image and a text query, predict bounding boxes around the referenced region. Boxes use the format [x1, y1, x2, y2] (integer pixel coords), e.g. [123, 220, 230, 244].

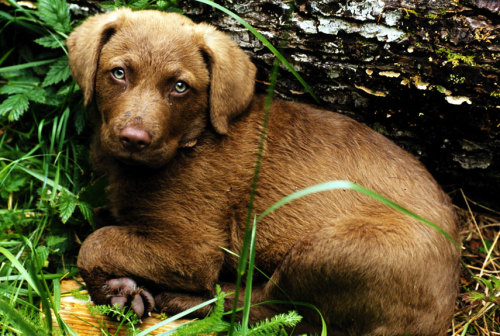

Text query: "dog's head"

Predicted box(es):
[67, 9, 256, 167]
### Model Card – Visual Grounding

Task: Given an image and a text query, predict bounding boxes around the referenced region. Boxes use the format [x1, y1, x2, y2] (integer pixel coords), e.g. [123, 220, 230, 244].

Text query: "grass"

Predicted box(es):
[0, 0, 498, 335]
[451, 194, 500, 335]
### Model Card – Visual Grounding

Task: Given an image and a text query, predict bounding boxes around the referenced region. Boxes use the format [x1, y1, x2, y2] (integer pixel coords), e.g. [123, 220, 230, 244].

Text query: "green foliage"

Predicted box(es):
[88, 304, 140, 336]
[172, 286, 231, 335]
[99, 0, 180, 11]
[0, 94, 29, 121]
[469, 276, 500, 305]
[233, 311, 302, 336]
[37, 0, 71, 33]
[0, 0, 97, 334]
[149, 285, 302, 336]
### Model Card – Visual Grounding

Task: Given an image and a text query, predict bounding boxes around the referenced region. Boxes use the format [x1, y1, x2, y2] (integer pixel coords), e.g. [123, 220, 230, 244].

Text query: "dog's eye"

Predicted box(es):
[173, 81, 189, 94]
[111, 67, 126, 80]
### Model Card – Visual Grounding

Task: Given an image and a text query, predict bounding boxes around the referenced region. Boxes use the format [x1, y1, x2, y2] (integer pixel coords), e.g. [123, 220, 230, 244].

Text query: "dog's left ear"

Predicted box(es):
[197, 24, 257, 134]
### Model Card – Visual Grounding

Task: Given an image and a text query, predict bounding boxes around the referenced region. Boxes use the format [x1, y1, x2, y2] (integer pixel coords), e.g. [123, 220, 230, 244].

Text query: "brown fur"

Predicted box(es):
[67, 9, 460, 335]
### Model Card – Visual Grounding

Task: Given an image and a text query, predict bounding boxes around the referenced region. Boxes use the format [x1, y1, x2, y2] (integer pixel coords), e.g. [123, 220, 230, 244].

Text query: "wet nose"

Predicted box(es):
[119, 126, 151, 152]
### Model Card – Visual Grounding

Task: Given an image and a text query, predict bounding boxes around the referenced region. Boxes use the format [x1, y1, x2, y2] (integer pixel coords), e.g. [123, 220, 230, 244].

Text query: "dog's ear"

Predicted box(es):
[66, 9, 130, 106]
[197, 24, 257, 134]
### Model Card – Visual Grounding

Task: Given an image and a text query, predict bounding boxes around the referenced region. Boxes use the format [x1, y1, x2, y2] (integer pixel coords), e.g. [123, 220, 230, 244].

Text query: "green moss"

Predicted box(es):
[449, 74, 466, 84]
[437, 48, 475, 67]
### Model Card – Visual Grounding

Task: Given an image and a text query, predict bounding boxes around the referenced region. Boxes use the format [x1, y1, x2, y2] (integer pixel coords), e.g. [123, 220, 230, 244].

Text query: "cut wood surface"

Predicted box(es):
[54, 280, 191, 335]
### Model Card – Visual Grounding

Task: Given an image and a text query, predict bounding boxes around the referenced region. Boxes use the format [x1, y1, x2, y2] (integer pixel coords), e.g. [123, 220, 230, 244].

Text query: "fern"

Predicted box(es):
[57, 189, 78, 223]
[174, 285, 230, 335]
[42, 56, 71, 87]
[89, 303, 140, 335]
[0, 93, 29, 121]
[240, 311, 302, 336]
[35, 35, 65, 49]
[36, 0, 71, 33]
[171, 286, 303, 336]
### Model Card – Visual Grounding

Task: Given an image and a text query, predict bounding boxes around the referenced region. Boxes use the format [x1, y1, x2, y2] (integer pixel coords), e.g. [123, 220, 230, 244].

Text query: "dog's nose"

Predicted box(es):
[119, 126, 151, 152]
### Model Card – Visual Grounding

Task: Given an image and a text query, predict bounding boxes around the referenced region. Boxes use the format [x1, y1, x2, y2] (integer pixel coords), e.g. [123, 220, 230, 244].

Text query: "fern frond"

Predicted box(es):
[243, 310, 302, 336]
[175, 285, 231, 335]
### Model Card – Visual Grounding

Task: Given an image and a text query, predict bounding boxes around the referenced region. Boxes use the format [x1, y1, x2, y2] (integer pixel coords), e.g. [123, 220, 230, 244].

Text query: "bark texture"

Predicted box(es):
[76, 0, 500, 207]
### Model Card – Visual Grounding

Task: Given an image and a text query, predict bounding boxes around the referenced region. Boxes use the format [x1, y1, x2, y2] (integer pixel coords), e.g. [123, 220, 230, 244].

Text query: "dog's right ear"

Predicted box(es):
[66, 9, 130, 106]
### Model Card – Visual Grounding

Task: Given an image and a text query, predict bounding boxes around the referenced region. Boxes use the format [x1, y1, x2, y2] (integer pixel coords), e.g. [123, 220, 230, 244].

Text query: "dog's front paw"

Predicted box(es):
[104, 277, 155, 318]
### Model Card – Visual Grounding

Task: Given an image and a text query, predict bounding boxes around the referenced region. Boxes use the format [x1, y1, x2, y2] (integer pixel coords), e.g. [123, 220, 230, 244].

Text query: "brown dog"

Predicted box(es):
[67, 8, 460, 335]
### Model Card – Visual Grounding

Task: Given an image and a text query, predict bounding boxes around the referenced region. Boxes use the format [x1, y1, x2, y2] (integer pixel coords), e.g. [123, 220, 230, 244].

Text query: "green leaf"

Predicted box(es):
[44, 87, 66, 106]
[42, 57, 70, 87]
[0, 172, 29, 199]
[490, 275, 500, 290]
[46, 235, 68, 248]
[37, 0, 71, 33]
[57, 189, 77, 223]
[0, 78, 46, 104]
[249, 311, 302, 335]
[34, 35, 65, 49]
[35, 245, 50, 270]
[467, 291, 486, 302]
[128, 0, 150, 9]
[78, 201, 94, 225]
[99, 1, 122, 10]
[0, 94, 29, 121]
[46, 233, 71, 255]
[0, 78, 38, 94]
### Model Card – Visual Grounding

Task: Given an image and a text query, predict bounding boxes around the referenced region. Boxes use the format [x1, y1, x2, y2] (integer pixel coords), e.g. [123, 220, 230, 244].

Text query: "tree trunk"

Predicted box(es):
[179, 0, 499, 208]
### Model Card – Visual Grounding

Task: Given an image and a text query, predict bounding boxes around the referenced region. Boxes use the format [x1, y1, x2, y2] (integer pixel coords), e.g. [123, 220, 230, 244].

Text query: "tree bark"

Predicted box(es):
[73, 0, 499, 208]
[179, 0, 499, 208]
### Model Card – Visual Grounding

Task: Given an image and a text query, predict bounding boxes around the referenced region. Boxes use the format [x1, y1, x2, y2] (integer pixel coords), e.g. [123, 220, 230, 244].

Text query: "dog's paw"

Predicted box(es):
[104, 277, 155, 319]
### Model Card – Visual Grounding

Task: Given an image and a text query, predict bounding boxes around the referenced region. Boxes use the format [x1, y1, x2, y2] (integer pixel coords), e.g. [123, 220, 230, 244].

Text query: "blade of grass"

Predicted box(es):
[0, 246, 53, 332]
[228, 57, 280, 335]
[241, 217, 258, 334]
[0, 59, 57, 73]
[0, 299, 43, 336]
[0, 247, 42, 296]
[258, 180, 459, 247]
[136, 295, 222, 336]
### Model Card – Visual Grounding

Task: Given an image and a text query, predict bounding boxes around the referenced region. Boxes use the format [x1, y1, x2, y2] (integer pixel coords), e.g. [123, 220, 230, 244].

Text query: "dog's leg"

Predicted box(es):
[152, 282, 279, 321]
[78, 225, 224, 318]
[256, 218, 457, 335]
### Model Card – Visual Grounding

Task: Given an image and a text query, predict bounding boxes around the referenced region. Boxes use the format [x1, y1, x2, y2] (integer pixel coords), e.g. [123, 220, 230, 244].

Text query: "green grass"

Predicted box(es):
[1, 1, 497, 336]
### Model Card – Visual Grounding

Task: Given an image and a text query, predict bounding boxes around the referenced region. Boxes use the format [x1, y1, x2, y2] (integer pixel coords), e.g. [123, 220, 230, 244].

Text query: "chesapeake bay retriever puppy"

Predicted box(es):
[67, 8, 460, 335]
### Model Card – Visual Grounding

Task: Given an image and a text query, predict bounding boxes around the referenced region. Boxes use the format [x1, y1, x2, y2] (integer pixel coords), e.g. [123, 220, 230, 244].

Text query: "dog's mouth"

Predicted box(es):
[112, 145, 177, 169]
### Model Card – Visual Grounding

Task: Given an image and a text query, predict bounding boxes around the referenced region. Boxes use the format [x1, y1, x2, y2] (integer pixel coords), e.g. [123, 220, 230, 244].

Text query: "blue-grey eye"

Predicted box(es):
[111, 67, 126, 80]
[174, 81, 188, 94]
